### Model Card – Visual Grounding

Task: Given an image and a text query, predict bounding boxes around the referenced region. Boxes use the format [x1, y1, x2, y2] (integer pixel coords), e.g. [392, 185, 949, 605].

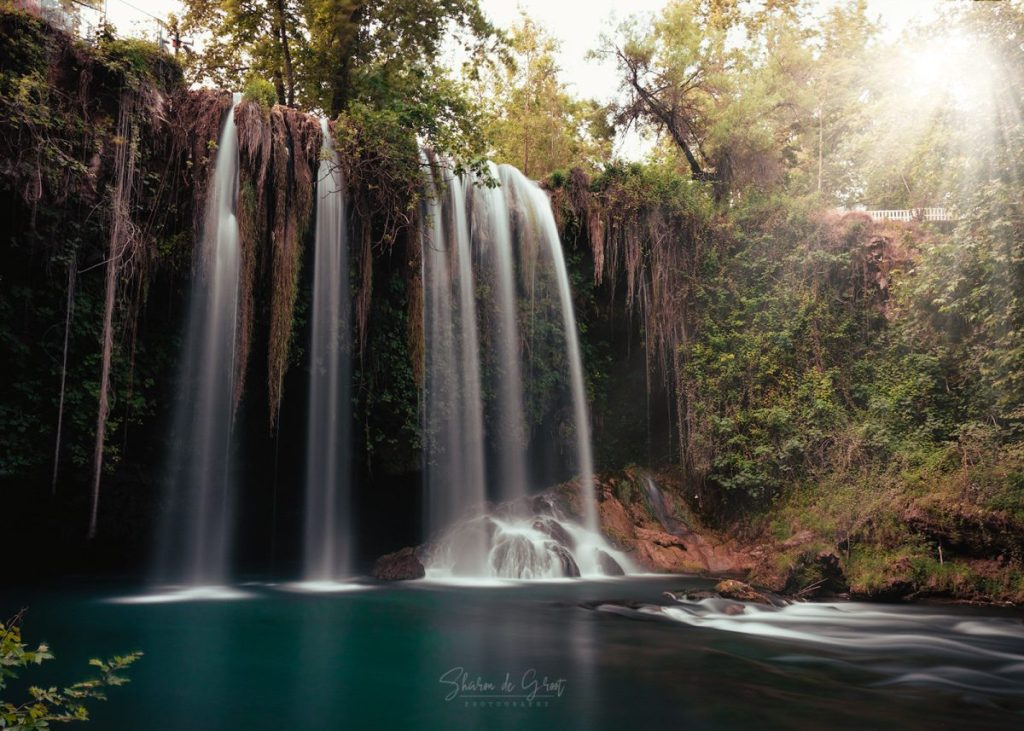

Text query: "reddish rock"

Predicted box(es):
[713, 579, 782, 606]
[630, 540, 704, 573]
[586, 477, 756, 575]
[635, 527, 688, 548]
[598, 494, 635, 544]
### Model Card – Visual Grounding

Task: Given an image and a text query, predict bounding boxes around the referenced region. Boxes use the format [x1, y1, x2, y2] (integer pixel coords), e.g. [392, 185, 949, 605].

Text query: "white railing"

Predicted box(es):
[12, 0, 167, 46]
[863, 207, 953, 222]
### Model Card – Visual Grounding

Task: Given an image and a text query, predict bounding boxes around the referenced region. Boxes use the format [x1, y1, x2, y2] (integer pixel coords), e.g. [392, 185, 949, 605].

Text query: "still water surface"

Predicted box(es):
[4, 577, 1023, 729]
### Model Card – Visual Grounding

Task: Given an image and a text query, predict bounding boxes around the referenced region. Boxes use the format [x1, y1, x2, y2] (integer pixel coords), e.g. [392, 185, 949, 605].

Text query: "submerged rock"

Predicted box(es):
[531, 494, 556, 516]
[669, 590, 718, 602]
[490, 533, 583, 579]
[372, 547, 425, 581]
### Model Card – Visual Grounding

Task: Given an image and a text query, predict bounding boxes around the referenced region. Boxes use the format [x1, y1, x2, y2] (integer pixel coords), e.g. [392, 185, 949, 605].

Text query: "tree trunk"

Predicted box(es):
[330, 2, 366, 116]
[623, 59, 714, 184]
[817, 105, 823, 193]
[273, 0, 295, 106]
[273, 69, 286, 106]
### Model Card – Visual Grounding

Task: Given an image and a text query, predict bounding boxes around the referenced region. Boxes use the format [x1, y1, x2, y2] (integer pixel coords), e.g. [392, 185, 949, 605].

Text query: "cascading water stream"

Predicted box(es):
[421, 161, 628, 579]
[501, 168, 599, 535]
[158, 93, 242, 588]
[302, 119, 352, 582]
[421, 164, 488, 573]
[472, 162, 528, 504]
[451, 175, 488, 527]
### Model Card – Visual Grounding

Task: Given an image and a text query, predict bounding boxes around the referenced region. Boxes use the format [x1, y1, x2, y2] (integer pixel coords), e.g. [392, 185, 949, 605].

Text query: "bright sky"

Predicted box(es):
[479, 0, 666, 100]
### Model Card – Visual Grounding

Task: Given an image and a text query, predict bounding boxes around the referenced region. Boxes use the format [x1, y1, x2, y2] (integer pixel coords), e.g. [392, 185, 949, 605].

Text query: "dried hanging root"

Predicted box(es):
[234, 100, 273, 410]
[52, 252, 76, 495]
[552, 167, 705, 467]
[89, 94, 139, 539]
[266, 107, 319, 427]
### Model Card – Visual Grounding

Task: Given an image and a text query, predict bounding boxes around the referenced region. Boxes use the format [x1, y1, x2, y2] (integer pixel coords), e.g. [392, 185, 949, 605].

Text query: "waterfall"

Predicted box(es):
[159, 93, 242, 587]
[421, 161, 629, 579]
[472, 162, 528, 504]
[501, 167, 599, 535]
[303, 119, 352, 582]
[421, 165, 488, 574]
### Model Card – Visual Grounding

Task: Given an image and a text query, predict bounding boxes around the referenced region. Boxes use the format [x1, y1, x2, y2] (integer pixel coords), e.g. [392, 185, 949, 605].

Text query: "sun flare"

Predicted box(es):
[898, 28, 997, 108]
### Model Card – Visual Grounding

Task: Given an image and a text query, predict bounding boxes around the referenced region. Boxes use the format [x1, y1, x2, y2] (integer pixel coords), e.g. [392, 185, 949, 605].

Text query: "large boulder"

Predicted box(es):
[596, 549, 625, 576]
[549, 544, 581, 577]
[372, 547, 425, 581]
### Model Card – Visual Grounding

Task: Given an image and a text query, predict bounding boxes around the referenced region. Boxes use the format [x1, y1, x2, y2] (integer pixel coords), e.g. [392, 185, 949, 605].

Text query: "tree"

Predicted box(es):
[484, 13, 610, 178]
[299, 0, 499, 116]
[801, 0, 878, 201]
[598, 0, 818, 199]
[179, 0, 301, 106]
[596, 0, 726, 183]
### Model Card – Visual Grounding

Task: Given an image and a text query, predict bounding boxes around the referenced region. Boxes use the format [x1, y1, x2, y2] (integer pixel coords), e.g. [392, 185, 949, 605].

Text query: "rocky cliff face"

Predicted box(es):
[586, 470, 755, 575]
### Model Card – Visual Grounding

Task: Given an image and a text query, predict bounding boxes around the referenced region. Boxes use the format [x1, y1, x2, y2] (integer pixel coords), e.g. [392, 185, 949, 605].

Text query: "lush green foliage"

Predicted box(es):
[242, 75, 277, 109]
[683, 207, 875, 504]
[0, 10, 185, 485]
[541, 0, 1024, 598]
[0, 615, 140, 728]
[356, 266, 420, 473]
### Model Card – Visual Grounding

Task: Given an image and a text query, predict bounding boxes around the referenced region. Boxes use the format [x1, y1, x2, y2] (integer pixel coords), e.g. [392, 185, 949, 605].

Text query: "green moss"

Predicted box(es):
[0, 9, 50, 77]
[984, 470, 1024, 521]
[910, 556, 976, 594]
[613, 475, 640, 505]
[98, 37, 173, 82]
[845, 543, 923, 596]
[768, 518, 790, 541]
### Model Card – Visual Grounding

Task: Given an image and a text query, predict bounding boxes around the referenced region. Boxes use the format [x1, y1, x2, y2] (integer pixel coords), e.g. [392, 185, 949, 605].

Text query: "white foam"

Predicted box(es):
[107, 586, 253, 604]
[626, 598, 1024, 665]
[277, 580, 372, 594]
[423, 501, 636, 580]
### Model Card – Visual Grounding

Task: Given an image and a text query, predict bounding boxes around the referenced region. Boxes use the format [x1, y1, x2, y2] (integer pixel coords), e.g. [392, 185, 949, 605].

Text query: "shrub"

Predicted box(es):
[242, 76, 277, 109]
[0, 613, 141, 728]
